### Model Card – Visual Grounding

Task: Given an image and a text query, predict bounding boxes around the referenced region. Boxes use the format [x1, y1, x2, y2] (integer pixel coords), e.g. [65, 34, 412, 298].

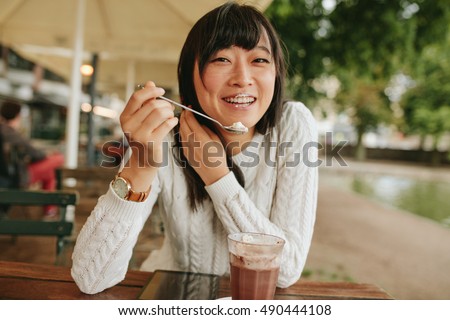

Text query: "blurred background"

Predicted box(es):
[0, 0, 449, 299]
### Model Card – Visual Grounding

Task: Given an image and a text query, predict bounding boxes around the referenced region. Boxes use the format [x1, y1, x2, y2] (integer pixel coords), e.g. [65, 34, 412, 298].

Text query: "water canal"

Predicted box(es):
[321, 170, 450, 228]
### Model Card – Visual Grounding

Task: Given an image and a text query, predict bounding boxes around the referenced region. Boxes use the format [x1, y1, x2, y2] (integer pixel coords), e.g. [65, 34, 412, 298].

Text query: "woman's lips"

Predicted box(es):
[222, 94, 256, 109]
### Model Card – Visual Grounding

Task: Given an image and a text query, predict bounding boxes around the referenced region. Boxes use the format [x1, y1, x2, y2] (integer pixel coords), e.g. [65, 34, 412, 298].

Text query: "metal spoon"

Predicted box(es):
[136, 84, 248, 134]
[156, 96, 248, 134]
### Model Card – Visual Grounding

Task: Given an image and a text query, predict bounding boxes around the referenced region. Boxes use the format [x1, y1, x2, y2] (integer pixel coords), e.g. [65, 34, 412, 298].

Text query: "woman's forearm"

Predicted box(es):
[71, 186, 158, 294]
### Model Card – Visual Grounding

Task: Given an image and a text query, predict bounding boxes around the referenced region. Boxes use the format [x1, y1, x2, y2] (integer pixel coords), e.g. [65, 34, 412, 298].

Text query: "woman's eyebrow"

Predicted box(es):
[255, 45, 272, 55]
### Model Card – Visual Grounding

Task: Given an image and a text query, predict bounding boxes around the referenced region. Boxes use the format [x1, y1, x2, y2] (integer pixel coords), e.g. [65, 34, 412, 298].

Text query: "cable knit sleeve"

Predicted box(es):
[71, 177, 160, 294]
[205, 101, 318, 288]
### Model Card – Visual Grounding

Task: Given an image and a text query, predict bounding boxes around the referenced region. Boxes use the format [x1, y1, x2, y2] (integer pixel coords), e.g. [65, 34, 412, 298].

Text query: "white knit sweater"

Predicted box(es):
[71, 101, 318, 294]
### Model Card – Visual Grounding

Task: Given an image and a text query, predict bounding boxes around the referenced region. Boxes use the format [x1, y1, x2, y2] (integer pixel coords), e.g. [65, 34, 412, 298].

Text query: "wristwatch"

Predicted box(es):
[111, 173, 150, 202]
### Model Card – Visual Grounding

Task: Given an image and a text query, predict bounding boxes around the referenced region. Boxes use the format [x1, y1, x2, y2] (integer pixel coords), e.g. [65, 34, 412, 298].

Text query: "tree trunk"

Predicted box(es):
[418, 134, 426, 151]
[430, 135, 441, 167]
[354, 128, 366, 161]
[418, 134, 427, 163]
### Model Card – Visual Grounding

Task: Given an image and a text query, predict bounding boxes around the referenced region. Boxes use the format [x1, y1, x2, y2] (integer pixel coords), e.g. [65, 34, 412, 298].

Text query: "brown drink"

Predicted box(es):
[228, 233, 285, 300]
[230, 259, 280, 299]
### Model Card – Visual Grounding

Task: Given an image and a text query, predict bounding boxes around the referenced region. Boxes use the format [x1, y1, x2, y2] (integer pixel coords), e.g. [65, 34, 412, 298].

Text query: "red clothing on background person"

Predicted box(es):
[28, 153, 65, 191]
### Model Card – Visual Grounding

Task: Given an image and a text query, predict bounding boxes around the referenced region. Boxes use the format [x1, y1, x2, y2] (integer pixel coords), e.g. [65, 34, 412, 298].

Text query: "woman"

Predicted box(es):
[72, 2, 318, 294]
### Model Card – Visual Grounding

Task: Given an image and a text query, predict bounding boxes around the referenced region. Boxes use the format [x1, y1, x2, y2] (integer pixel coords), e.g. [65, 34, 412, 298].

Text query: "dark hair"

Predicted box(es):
[176, 2, 286, 210]
[0, 100, 22, 121]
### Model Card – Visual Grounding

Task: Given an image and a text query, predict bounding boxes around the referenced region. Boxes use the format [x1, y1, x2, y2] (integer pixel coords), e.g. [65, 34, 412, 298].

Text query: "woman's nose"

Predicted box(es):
[228, 63, 253, 87]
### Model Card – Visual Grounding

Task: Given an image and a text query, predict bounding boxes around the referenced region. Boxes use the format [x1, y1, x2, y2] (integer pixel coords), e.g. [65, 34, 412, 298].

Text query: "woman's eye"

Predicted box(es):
[210, 57, 229, 63]
[254, 58, 270, 63]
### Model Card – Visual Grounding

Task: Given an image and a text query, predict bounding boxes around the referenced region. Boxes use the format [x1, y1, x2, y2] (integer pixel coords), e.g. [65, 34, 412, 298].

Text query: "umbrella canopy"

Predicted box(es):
[0, 0, 273, 168]
[10, 46, 179, 98]
[0, 0, 273, 96]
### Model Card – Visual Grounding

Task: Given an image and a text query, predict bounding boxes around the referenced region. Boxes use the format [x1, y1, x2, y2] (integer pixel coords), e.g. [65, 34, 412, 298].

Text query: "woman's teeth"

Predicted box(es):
[224, 96, 255, 107]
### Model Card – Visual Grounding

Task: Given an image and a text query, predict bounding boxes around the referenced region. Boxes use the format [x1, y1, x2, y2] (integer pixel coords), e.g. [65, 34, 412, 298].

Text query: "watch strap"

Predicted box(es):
[127, 189, 149, 202]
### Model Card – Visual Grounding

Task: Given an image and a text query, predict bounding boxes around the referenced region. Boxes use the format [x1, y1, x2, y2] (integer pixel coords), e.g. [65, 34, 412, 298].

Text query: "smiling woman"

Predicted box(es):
[71, 1, 319, 296]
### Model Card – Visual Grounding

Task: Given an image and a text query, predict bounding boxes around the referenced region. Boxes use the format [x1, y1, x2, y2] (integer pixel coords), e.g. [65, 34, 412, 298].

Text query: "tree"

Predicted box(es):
[320, 0, 418, 160]
[265, 0, 327, 105]
[336, 76, 391, 160]
[401, 43, 450, 164]
[266, 0, 450, 161]
[398, 0, 450, 164]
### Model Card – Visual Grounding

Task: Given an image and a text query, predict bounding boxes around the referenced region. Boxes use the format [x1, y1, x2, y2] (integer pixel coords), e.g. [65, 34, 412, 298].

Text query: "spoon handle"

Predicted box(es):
[157, 96, 222, 127]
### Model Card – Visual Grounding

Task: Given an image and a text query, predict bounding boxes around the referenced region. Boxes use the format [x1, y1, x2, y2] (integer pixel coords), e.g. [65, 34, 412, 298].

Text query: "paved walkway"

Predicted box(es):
[306, 160, 450, 299]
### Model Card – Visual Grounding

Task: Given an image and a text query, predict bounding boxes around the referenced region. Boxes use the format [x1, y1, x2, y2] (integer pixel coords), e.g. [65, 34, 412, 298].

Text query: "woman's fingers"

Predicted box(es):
[121, 81, 178, 142]
[120, 81, 165, 120]
[201, 124, 222, 143]
[126, 99, 171, 132]
[178, 111, 190, 139]
[179, 111, 229, 185]
[118, 81, 179, 169]
[151, 117, 179, 142]
[180, 110, 223, 142]
[140, 106, 177, 138]
[179, 110, 224, 155]
[180, 110, 212, 139]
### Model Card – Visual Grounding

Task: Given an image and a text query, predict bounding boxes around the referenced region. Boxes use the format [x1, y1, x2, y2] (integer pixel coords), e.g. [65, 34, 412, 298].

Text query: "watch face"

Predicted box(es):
[113, 177, 130, 199]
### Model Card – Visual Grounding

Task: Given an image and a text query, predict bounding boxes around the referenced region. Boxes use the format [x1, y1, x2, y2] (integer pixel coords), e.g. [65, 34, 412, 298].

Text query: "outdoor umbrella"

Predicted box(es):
[0, 0, 273, 168]
[8, 47, 179, 99]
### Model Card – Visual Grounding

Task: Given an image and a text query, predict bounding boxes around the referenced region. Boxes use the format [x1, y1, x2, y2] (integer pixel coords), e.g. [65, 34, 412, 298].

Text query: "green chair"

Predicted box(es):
[0, 189, 79, 264]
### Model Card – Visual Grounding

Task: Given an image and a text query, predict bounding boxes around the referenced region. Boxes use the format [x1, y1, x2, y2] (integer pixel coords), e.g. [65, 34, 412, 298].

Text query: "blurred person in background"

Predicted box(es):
[0, 99, 64, 219]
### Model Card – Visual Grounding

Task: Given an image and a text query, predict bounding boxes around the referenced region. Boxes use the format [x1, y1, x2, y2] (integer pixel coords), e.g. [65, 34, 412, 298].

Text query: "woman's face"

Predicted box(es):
[193, 31, 276, 136]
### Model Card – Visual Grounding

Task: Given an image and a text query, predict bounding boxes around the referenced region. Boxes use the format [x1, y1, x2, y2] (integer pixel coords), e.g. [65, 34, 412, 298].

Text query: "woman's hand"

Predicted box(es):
[179, 110, 229, 185]
[119, 81, 178, 190]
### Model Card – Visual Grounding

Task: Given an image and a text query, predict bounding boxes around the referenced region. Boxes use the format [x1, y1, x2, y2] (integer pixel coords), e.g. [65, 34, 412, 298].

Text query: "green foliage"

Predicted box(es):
[336, 75, 391, 160]
[341, 79, 390, 132]
[265, 0, 327, 103]
[412, 107, 450, 138]
[321, 0, 419, 144]
[327, 0, 415, 80]
[266, 0, 418, 100]
[401, 43, 450, 149]
[266, 0, 450, 158]
[412, 0, 450, 53]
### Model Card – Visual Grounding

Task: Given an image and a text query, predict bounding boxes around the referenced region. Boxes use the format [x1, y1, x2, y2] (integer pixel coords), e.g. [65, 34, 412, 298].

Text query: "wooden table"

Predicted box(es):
[0, 261, 393, 300]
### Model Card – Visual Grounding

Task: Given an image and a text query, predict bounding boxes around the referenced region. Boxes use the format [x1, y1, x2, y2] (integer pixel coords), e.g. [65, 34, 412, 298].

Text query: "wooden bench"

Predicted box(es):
[56, 167, 117, 199]
[55, 167, 116, 217]
[0, 189, 79, 264]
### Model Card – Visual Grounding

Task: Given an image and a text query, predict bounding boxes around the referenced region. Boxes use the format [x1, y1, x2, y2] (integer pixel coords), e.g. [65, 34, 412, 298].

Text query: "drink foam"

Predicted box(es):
[228, 233, 285, 270]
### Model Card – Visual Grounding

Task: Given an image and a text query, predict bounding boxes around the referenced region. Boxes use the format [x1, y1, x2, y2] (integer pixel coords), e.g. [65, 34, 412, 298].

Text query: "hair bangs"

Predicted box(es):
[198, 5, 265, 73]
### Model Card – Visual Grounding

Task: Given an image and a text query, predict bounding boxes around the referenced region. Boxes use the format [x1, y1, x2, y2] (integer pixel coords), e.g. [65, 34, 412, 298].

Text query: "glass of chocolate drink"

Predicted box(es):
[227, 232, 285, 300]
